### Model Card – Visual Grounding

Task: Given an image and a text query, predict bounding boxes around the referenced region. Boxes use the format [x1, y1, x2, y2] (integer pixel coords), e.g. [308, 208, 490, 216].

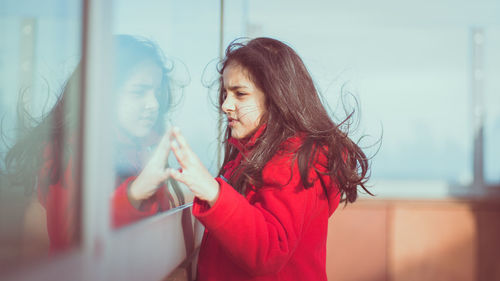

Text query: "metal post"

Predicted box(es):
[471, 27, 484, 188]
[217, 0, 225, 170]
[18, 19, 36, 127]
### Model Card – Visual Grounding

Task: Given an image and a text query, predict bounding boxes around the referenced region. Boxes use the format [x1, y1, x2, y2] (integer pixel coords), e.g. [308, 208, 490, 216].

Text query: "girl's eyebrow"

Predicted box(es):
[131, 83, 154, 89]
[227, 85, 249, 91]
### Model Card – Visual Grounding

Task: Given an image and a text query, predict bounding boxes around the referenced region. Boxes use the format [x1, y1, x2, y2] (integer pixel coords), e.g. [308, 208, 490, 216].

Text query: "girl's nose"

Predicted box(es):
[221, 94, 235, 113]
[145, 90, 159, 111]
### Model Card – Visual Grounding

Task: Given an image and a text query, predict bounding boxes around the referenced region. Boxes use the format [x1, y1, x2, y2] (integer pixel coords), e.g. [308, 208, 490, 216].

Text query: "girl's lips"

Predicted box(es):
[139, 115, 157, 126]
[140, 119, 154, 127]
[227, 117, 237, 127]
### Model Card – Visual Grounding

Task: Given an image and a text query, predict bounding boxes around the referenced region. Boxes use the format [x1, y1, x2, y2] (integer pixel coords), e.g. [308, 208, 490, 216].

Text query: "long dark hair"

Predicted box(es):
[3, 34, 172, 197]
[218, 37, 372, 203]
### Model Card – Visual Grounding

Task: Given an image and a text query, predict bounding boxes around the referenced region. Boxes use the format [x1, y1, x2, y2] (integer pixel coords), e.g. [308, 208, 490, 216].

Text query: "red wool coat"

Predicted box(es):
[192, 127, 341, 281]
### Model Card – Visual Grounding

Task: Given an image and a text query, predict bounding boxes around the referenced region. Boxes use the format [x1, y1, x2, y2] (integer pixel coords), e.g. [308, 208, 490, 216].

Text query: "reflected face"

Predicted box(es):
[116, 60, 162, 138]
[221, 63, 266, 139]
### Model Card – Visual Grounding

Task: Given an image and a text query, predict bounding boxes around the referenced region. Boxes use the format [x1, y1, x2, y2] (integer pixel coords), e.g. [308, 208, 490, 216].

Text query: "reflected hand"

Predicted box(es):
[129, 131, 171, 203]
[167, 127, 220, 206]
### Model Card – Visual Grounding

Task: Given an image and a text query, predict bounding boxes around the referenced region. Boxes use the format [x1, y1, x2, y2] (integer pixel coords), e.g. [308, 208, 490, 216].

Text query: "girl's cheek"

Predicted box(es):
[123, 96, 141, 114]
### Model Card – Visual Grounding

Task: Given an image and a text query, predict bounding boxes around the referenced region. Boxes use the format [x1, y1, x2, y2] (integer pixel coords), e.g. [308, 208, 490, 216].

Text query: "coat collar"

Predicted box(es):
[228, 124, 267, 154]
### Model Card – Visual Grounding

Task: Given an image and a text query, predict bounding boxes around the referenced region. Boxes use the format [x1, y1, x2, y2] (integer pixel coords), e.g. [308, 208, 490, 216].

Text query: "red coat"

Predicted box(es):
[192, 127, 341, 281]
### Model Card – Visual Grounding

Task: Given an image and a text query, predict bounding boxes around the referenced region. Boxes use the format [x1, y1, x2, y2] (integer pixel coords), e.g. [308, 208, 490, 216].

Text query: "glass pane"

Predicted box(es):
[0, 0, 82, 273]
[111, 0, 220, 229]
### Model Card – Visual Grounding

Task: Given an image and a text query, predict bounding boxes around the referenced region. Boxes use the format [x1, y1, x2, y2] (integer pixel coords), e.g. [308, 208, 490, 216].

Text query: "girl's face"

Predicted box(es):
[221, 63, 266, 139]
[116, 60, 162, 138]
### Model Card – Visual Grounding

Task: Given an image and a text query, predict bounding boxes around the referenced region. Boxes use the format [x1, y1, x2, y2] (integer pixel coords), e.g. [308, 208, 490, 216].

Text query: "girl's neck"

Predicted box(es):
[229, 124, 267, 154]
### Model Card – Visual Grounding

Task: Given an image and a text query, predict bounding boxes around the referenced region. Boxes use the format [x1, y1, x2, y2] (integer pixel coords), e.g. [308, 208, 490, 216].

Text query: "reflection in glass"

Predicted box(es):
[0, 0, 82, 271]
[110, 1, 221, 232]
[111, 35, 191, 229]
[2, 53, 82, 256]
[0, 35, 190, 270]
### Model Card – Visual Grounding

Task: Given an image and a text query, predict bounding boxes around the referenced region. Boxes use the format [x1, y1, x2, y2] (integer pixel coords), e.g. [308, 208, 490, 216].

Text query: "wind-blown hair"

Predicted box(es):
[217, 37, 372, 203]
[3, 34, 172, 196]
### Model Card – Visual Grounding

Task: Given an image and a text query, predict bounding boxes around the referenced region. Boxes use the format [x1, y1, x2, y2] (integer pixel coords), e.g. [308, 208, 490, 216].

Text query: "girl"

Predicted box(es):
[4, 34, 183, 253]
[168, 37, 371, 280]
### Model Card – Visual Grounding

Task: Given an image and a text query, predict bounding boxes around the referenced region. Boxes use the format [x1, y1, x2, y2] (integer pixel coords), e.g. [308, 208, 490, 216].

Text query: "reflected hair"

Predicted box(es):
[3, 34, 172, 196]
[218, 37, 372, 203]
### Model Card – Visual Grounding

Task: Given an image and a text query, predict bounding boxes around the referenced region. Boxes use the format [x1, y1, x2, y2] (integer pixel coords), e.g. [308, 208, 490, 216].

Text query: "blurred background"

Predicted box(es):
[0, 0, 499, 280]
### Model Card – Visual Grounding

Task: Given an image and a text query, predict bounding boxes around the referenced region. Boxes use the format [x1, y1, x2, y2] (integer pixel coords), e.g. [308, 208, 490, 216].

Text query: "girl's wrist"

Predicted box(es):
[207, 179, 220, 207]
[128, 181, 142, 209]
[129, 179, 143, 200]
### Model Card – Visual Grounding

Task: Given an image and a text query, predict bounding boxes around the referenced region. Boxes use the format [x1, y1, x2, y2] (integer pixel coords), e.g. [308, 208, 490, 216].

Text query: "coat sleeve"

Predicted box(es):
[192, 152, 323, 276]
[112, 177, 171, 228]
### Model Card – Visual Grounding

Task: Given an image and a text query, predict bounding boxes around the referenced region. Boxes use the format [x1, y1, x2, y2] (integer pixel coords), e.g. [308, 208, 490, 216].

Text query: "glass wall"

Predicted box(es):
[110, 0, 220, 229]
[0, 0, 82, 272]
[0, 0, 221, 279]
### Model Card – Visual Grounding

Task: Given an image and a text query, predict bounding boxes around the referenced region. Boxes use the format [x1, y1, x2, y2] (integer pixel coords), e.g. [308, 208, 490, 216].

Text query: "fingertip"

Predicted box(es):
[167, 128, 175, 141]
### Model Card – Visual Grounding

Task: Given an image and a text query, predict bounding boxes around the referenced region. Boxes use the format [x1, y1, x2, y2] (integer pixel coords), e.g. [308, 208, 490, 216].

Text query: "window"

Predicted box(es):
[1, 0, 221, 280]
[110, 0, 220, 227]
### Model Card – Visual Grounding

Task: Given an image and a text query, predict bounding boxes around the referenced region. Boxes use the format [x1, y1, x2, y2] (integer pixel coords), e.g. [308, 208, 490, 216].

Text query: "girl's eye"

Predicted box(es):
[236, 92, 246, 97]
[131, 90, 145, 96]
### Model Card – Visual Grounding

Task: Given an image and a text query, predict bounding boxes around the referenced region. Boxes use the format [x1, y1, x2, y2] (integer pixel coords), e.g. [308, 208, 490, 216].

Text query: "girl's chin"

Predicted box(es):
[121, 125, 154, 140]
[231, 130, 251, 140]
[135, 128, 154, 138]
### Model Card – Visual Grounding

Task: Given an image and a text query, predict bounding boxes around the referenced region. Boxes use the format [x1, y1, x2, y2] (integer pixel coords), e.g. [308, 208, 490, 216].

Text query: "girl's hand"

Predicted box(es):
[167, 127, 220, 206]
[128, 132, 171, 205]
